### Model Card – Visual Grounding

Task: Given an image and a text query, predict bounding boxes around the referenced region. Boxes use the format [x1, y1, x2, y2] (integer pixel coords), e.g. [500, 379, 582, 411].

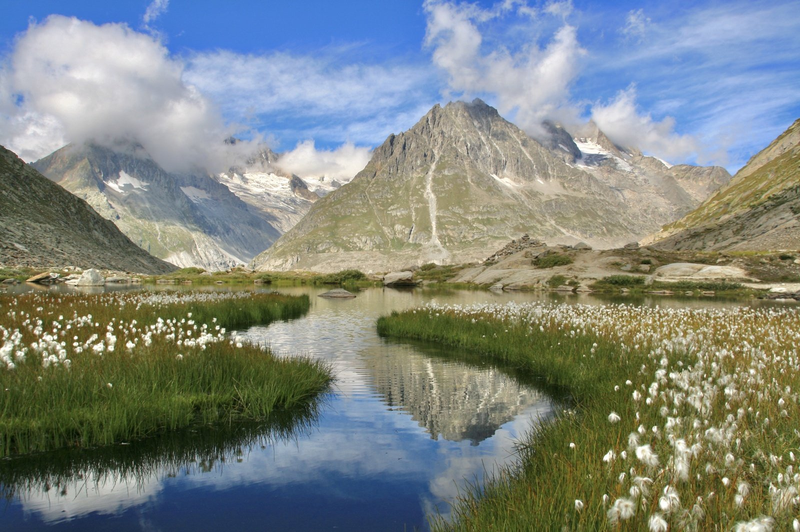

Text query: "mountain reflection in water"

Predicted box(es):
[366, 339, 553, 445]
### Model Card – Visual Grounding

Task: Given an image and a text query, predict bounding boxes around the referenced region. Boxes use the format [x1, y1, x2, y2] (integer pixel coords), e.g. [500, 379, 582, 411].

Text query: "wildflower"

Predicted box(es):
[658, 485, 681, 513]
[608, 412, 621, 423]
[636, 444, 659, 468]
[106, 382, 113, 389]
[607, 497, 636, 525]
[732, 516, 775, 532]
[569, 442, 576, 449]
[574, 499, 584, 512]
[603, 450, 616, 463]
[649, 513, 668, 532]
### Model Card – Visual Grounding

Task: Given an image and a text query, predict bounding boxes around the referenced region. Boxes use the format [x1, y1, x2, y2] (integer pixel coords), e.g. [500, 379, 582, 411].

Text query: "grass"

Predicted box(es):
[0, 290, 332, 456]
[377, 302, 800, 531]
[535, 253, 574, 269]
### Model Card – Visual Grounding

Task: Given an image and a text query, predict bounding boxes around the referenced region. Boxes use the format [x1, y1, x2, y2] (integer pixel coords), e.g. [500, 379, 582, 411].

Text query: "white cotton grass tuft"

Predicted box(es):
[608, 411, 621, 423]
[636, 444, 659, 468]
[732, 516, 775, 532]
[648, 513, 669, 532]
[574, 499, 584, 512]
[607, 497, 636, 525]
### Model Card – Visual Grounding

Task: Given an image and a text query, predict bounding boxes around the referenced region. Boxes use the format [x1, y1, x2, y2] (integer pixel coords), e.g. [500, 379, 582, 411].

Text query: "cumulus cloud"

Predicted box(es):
[0, 15, 249, 172]
[423, 0, 586, 138]
[276, 141, 371, 181]
[591, 87, 699, 161]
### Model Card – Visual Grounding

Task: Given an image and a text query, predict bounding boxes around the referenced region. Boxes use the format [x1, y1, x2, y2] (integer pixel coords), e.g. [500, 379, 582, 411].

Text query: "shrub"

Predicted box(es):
[534, 253, 573, 269]
[315, 269, 367, 285]
[601, 275, 646, 286]
[547, 274, 567, 287]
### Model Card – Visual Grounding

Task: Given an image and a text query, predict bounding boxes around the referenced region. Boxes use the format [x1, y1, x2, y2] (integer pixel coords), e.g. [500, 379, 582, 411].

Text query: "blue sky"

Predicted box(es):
[0, 0, 798, 175]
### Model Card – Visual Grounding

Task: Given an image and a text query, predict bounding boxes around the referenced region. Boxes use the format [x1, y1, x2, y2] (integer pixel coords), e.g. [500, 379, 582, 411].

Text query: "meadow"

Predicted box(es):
[0, 290, 332, 456]
[378, 301, 800, 531]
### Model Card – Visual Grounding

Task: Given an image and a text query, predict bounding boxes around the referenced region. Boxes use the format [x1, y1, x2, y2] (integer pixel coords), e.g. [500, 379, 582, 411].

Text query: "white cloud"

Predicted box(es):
[423, 0, 586, 137]
[184, 50, 436, 148]
[276, 140, 371, 181]
[143, 0, 169, 25]
[591, 87, 699, 161]
[0, 15, 249, 172]
[621, 9, 650, 41]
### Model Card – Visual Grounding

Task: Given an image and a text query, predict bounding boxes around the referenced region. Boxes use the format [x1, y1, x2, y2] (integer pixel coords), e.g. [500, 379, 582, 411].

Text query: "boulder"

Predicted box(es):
[383, 271, 419, 287]
[574, 241, 592, 251]
[26, 272, 59, 284]
[318, 288, 356, 299]
[76, 269, 105, 286]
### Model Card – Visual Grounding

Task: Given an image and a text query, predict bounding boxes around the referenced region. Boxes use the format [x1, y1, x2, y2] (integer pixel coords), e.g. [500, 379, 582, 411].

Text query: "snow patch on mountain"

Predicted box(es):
[106, 171, 148, 193]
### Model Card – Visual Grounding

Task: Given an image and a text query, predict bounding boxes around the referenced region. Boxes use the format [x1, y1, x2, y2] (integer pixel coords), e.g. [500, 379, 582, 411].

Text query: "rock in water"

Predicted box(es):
[318, 288, 356, 299]
[76, 269, 105, 286]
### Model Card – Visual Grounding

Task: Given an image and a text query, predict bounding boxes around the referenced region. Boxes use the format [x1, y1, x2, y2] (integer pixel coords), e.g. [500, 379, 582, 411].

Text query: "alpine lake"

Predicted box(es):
[0, 284, 789, 531]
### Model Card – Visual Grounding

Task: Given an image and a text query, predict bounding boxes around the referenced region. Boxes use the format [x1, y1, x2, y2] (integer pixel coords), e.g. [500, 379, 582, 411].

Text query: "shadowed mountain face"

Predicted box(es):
[0, 145, 175, 274]
[32, 143, 282, 271]
[251, 99, 729, 273]
[648, 118, 800, 251]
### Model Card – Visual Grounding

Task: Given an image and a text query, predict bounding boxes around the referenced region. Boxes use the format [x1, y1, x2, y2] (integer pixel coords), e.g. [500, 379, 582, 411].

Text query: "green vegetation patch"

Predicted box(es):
[534, 253, 573, 269]
[378, 303, 800, 531]
[0, 291, 332, 456]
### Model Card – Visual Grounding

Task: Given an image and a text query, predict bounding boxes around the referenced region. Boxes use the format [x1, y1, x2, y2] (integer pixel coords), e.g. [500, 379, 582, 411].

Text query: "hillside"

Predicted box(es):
[0, 145, 175, 274]
[648, 118, 800, 251]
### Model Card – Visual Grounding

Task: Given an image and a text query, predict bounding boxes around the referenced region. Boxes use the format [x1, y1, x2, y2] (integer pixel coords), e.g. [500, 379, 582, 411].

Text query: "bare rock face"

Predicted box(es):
[648, 118, 800, 251]
[0, 145, 175, 274]
[75, 268, 105, 286]
[251, 99, 729, 273]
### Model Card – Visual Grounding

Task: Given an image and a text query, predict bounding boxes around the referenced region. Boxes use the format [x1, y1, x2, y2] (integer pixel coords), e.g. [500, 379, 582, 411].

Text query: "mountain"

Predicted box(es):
[647, 118, 800, 251]
[31, 142, 284, 271]
[251, 99, 729, 273]
[214, 146, 344, 234]
[0, 145, 175, 274]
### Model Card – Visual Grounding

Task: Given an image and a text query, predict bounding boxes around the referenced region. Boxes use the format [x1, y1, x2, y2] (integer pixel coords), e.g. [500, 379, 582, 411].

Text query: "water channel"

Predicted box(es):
[0, 286, 784, 530]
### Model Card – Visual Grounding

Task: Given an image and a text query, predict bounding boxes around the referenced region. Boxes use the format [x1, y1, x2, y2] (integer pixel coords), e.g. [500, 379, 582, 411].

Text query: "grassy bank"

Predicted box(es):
[0, 291, 332, 456]
[377, 302, 800, 531]
[146, 267, 380, 288]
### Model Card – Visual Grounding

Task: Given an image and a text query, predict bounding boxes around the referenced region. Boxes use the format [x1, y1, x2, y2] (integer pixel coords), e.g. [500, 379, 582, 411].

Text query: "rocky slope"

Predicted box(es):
[647, 118, 800, 251]
[0, 145, 174, 274]
[32, 142, 283, 271]
[251, 99, 729, 273]
[214, 147, 341, 234]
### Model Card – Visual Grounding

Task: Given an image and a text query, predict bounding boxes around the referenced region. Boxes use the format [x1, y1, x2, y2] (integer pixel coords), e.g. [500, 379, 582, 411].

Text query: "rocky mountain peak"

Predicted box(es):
[251, 99, 730, 273]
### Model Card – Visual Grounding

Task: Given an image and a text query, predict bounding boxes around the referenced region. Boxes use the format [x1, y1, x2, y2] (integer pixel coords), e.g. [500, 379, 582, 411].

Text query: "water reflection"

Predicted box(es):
[366, 339, 553, 444]
[0, 407, 321, 525]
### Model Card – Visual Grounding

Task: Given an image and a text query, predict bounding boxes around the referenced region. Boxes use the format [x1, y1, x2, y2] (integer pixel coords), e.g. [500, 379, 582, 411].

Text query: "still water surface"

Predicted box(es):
[1, 286, 571, 531]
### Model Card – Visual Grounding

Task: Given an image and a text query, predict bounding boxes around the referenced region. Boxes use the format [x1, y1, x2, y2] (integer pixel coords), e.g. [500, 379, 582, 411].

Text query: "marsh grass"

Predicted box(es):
[378, 302, 800, 531]
[0, 291, 332, 456]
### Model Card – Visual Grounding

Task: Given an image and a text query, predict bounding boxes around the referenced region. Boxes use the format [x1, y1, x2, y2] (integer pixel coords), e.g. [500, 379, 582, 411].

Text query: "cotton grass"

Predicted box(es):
[378, 300, 800, 530]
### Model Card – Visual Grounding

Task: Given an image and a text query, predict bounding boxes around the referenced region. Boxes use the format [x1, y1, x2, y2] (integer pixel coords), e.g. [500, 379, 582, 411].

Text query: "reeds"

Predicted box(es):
[0, 291, 332, 456]
[378, 302, 800, 531]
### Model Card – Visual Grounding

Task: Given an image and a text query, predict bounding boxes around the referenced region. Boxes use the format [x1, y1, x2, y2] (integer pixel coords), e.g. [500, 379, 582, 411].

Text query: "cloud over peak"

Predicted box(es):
[424, 0, 585, 137]
[0, 15, 246, 172]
